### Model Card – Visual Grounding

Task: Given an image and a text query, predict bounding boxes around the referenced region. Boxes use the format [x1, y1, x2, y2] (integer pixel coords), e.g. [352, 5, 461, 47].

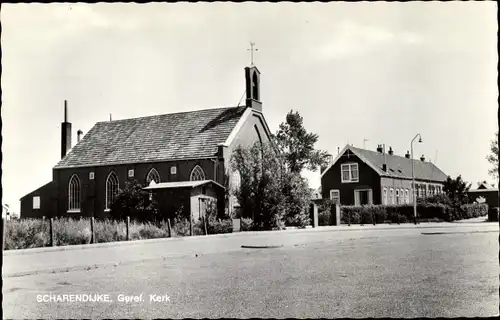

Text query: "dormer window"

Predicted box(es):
[341, 163, 359, 183]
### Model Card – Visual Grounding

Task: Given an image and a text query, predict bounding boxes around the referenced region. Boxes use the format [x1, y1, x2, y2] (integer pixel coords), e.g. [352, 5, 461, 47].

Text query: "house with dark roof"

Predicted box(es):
[20, 64, 271, 220]
[467, 184, 499, 209]
[320, 144, 448, 206]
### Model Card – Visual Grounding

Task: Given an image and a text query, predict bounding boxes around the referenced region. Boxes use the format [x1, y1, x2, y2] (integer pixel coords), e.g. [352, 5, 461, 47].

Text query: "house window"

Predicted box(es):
[128, 169, 134, 178]
[68, 174, 81, 212]
[146, 168, 161, 186]
[330, 189, 340, 203]
[89, 172, 95, 180]
[33, 196, 40, 210]
[405, 189, 409, 204]
[383, 188, 388, 205]
[106, 172, 119, 210]
[390, 188, 394, 205]
[170, 166, 177, 175]
[395, 189, 400, 205]
[190, 165, 205, 181]
[341, 163, 359, 183]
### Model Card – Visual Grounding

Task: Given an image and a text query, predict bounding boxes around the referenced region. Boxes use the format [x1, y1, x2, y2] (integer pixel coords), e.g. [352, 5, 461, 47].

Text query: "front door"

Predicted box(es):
[359, 191, 369, 205]
[354, 189, 373, 206]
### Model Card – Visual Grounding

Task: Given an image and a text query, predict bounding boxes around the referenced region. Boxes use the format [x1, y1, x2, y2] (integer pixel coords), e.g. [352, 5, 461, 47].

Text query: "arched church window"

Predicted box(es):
[252, 72, 259, 100]
[231, 170, 241, 193]
[190, 165, 206, 181]
[106, 172, 119, 210]
[146, 168, 161, 186]
[68, 174, 81, 211]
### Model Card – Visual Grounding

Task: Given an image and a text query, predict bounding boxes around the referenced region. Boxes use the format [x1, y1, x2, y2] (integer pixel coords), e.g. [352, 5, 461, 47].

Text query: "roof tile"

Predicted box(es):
[351, 146, 448, 182]
[54, 106, 247, 168]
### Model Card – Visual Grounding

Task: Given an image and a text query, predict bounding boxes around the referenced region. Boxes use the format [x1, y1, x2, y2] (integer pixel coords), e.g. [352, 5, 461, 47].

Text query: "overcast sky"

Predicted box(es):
[2, 2, 498, 214]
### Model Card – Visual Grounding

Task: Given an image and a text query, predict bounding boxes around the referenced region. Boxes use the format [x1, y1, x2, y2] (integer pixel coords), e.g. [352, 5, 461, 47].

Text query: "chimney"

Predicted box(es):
[405, 151, 411, 159]
[61, 100, 72, 159]
[382, 144, 387, 171]
[388, 147, 394, 155]
[420, 154, 425, 162]
[77, 129, 83, 143]
[245, 66, 262, 112]
[376, 145, 383, 153]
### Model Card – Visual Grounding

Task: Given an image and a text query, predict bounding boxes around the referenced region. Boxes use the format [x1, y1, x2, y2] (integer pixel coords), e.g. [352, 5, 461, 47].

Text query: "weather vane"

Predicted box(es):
[247, 41, 258, 66]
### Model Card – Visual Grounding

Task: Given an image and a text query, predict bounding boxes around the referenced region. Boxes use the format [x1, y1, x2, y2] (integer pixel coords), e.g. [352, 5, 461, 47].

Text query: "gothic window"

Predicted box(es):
[68, 174, 81, 211]
[252, 72, 259, 100]
[190, 165, 206, 181]
[146, 168, 161, 186]
[106, 172, 119, 210]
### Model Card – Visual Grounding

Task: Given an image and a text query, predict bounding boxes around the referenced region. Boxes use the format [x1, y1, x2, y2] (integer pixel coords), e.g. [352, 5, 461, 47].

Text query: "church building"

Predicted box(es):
[20, 64, 272, 220]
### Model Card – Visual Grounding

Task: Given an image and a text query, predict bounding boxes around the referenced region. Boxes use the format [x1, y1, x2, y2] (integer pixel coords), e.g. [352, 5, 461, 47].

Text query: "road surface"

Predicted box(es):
[3, 221, 499, 318]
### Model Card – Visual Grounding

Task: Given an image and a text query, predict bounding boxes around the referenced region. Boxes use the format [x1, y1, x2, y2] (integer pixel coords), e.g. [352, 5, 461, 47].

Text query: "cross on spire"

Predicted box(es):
[247, 41, 258, 66]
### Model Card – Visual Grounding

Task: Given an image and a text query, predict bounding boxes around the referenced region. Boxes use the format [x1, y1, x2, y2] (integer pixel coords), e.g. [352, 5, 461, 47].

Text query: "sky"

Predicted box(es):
[1, 2, 498, 215]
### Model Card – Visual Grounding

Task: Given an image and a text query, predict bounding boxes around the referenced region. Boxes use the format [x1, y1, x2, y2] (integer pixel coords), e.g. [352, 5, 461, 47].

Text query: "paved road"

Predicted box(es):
[3, 221, 499, 318]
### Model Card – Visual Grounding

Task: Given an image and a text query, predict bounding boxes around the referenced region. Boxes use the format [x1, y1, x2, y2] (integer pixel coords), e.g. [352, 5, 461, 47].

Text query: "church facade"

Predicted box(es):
[20, 65, 271, 220]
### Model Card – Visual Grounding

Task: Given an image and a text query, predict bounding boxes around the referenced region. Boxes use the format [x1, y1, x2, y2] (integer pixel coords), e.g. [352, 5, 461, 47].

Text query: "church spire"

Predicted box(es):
[244, 42, 262, 112]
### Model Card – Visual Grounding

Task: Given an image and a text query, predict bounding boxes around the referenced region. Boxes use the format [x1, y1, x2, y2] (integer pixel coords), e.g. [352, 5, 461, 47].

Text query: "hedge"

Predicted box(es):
[338, 203, 488, 225]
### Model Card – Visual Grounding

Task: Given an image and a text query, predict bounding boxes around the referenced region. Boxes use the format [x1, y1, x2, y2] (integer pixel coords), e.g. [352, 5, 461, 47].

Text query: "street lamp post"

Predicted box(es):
[411, 134, 423, 225]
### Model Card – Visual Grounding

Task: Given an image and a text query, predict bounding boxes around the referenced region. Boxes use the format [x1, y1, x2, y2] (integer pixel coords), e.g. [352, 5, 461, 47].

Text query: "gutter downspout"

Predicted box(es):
[210, 158, 217, 183]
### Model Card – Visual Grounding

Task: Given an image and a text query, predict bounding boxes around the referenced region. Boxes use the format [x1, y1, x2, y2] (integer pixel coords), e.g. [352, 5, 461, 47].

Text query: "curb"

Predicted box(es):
[3, 221, 496, 256]
[3, 247, 246, 278]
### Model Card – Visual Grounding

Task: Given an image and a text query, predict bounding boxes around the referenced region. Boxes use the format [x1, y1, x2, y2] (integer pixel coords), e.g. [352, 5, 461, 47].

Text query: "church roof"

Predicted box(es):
[321, 145, 448, 182]
[54, 106, 247, 169]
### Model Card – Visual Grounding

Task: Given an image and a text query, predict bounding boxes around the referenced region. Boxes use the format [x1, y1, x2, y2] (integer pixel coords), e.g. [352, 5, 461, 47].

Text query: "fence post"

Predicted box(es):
[50, 217, 55, 247]
[167, 218, 172, 238]
[372, 210, 376, 226]
[190, 217, 193, 237]
[348, 210, 351, 226]
[90, 217, 95, 244]
[203, 216, 208, 235]
[126, 216, 130, 241]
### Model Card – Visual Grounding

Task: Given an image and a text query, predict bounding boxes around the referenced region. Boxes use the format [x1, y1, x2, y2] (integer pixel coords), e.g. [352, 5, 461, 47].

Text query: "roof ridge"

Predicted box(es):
[96, 106, 242, 124]
[351, 146, 431, 164]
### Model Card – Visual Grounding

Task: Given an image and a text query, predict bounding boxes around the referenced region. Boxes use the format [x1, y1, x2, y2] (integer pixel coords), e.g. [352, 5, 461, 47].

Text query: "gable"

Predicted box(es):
[54, 106, 247, 169]
[223, 109, 272, 150]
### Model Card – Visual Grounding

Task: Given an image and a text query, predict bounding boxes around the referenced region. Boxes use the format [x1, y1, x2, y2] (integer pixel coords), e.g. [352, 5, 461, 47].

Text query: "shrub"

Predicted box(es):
[317, 199, 333, 226]
[341, 203, 454, 224]
[94, 219, 126, 243]
[172, 217, 191, 237]
[240, 218, 254, 231]
[4, 218, 49, 250]
[53, 218, 91, 246]
[130, 221, 167, 240]
[207, 217, 233, 234]
[461, 203, 488, 219]
[282, 172, 311, 228]
[318, 209, 330, 226]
